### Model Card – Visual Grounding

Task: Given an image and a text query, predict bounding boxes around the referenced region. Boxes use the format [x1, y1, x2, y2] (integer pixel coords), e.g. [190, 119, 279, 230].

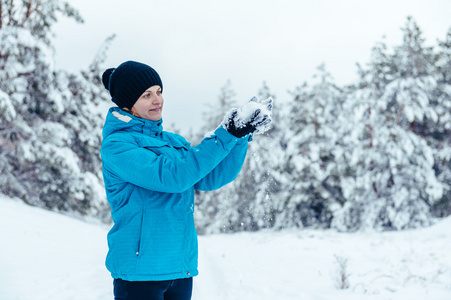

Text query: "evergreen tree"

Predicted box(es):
[222, 82, 282, 232]
[0, 0, 111, 220]
[333, 18, 444, 231]
[431, 27, 451, 217]
[280, 65, 344, 229]
[196, 82, 283, 233]
[383, 17, 438, 134]
[194, 80, 238, 233]
[243, 82, 283, 230]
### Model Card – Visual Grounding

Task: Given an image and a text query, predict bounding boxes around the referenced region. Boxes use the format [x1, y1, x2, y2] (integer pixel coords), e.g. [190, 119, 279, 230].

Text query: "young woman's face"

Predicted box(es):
[131, 85, 164, 121]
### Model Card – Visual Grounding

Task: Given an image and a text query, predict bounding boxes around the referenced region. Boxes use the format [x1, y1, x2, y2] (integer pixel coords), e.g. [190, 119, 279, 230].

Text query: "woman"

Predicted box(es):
[100, 61, 272, 300]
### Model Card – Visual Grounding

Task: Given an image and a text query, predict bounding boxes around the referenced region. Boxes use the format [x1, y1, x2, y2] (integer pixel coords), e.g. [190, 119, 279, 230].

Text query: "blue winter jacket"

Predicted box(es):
[101, 107, 249, 281]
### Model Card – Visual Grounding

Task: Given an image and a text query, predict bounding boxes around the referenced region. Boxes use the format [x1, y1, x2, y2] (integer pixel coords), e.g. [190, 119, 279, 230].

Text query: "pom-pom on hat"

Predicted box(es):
[102, 61, 163, 109]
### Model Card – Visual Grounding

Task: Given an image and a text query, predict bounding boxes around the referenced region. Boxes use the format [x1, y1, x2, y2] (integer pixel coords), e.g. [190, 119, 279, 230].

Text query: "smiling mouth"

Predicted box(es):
[149, 108, 161, 112]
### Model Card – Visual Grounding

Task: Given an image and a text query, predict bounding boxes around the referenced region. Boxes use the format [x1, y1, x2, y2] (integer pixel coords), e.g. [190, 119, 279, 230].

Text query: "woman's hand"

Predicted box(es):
[222, 96, 273, 138]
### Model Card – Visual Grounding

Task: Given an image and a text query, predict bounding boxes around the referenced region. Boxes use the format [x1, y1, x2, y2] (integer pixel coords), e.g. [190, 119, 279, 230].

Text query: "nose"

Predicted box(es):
[152, 95, 163, 105]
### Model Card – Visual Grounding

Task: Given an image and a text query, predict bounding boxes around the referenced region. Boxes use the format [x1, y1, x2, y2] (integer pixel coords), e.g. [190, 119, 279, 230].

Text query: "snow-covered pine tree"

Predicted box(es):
[332, 17, 444, 231]
[280, 64, 344, 229]
[0, 0, 111, 221]
[240, 82, 284, 230]
[332, 39, 392, 231]
[430, 27, 451, 217]
[385, 16, 438, 133]
[219, 82, 283, 232]
[194, 80, 238, 233]
[196, 81, 284, 233]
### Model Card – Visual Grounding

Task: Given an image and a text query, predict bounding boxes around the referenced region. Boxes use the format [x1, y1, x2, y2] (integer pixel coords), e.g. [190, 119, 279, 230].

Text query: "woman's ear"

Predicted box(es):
[130, 107, 140, 118]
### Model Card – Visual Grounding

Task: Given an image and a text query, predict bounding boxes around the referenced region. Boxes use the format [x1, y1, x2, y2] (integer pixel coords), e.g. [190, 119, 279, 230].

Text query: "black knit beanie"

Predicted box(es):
[101, 61, 163, 109]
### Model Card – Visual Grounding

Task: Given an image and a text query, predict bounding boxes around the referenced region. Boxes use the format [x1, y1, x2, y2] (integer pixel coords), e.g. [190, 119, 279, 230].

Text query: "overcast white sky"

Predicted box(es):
[53, 0, 451, 134]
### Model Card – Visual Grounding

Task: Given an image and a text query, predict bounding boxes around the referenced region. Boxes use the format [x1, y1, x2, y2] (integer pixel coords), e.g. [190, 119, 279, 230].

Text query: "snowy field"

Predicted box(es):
[0, 196, 450, 300]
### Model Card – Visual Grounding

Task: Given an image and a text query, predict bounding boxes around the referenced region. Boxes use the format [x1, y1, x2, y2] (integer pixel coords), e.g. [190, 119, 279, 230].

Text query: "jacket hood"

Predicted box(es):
[102, 107, 163, 140]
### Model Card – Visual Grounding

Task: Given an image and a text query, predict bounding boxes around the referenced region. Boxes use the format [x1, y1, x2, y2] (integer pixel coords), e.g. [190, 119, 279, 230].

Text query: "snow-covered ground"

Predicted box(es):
[1, 196, 450, 300]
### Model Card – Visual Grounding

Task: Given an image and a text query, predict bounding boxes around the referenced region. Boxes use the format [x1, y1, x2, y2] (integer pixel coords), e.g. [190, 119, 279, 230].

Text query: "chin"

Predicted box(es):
[147, 115, 162, 121]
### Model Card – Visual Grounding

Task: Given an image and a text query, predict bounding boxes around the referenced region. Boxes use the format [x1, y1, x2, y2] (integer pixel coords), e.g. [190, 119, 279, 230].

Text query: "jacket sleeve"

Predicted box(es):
[101, 126, 239, 194]
[194, 135, 249, 191]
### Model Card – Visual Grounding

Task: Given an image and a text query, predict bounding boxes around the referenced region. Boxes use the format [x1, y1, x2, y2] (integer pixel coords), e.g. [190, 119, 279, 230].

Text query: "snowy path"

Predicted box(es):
[1, 196, 450, 300]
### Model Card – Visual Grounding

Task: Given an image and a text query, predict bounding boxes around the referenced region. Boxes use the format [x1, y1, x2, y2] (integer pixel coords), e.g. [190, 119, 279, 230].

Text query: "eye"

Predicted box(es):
[143, 93, 151, 98]
[157, 90, 162, 95]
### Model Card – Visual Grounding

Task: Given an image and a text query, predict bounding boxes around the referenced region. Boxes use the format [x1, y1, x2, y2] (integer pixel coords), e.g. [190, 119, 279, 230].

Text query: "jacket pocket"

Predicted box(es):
[136, 211, 145, 256]
[135, 211, 184, 275]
